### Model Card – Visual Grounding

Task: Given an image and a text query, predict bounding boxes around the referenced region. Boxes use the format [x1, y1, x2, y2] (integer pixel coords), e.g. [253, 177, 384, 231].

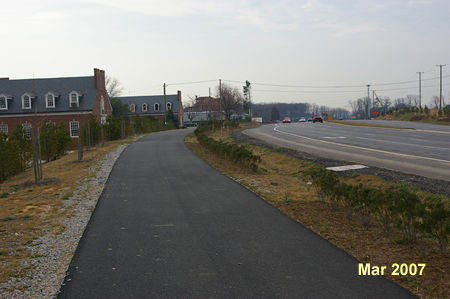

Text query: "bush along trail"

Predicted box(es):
[194, 121, 261, 171]
[305, 165, 449, 253]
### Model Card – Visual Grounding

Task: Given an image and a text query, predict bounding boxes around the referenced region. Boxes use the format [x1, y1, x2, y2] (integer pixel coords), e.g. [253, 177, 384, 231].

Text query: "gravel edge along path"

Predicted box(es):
[0, 143, 128, 299]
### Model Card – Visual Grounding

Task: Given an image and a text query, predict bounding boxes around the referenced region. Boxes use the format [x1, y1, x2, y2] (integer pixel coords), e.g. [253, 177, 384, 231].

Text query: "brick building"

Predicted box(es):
[0, 68, 111, 139]
[117, 91, 183, 126]
[192, 96, 219, 112]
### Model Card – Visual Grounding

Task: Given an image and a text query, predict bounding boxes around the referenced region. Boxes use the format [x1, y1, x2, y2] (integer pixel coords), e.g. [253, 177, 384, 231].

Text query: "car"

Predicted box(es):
[299, 117, 306, 122]
[312, 116, 323, 123]
[282, 117, 291, 123]
[307, 118, 313, 122]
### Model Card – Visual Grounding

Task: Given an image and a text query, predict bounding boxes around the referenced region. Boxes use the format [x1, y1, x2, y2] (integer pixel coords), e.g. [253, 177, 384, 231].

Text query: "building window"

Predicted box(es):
[70, 121, 80, 138]
[167, 102, 172, 110]
[46, 93, 55, 108]
[22, 94, 32, 109]
[69, 92, 79, 108]
[0, 124, 8, 134]
[142, 103, 147, 112]
[0, 96, 7, 110]
[154, 103, 160, 112]
[130, 104, 135, 112]
[22, 123, 32, 138]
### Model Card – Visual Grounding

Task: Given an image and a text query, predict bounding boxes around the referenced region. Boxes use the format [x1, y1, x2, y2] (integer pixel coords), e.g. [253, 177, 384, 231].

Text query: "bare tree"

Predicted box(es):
[406, 94, 419, 107]
[106, 76, 123, 98]
[430, 96, 440, 109]
[217, 83, 243, 120]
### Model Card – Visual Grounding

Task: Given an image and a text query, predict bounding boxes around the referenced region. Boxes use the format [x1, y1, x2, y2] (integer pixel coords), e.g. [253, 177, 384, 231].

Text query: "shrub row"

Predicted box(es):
[194, 128, 261, 171]
[305, 166, 449, 252]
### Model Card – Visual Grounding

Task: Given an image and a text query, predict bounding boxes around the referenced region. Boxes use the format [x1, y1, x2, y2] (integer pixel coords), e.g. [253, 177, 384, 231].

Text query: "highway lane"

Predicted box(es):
[349, 120, 450, 132]
[58, 129, 413, 298]
[244, 122, 450, 181]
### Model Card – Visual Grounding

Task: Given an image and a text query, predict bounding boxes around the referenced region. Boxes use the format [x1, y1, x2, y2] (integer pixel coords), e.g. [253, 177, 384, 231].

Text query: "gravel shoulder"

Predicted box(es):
[234, 130, 450, 197]
[0, 142, 130, 299]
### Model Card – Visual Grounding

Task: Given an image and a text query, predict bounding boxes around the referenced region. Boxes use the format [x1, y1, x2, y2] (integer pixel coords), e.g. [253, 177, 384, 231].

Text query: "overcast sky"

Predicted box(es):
[1, 0, 449, 109]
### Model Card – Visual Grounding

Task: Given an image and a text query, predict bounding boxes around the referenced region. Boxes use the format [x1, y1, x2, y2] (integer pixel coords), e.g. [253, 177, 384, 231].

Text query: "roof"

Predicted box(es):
[117, 94, 180, 114]
[0, 76, 98, 115]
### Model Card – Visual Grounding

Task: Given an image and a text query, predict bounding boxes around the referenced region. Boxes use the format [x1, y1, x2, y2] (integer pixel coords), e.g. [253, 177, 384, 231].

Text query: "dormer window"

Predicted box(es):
[0, 96, 7, 110]
[22, 94, 32, 109]
[154, 103, 160, 112]
[46, 93, 56, 108]
[167, 102, 172, 110]
[69, 91, 80, 108]
[142, 103, 147, 112]
[130, 104, 135, 112]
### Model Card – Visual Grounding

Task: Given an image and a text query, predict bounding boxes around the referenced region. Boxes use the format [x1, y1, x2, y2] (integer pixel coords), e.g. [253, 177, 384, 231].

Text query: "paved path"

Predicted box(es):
[58, 129, 414, 298]
[245, 123, 450, 181]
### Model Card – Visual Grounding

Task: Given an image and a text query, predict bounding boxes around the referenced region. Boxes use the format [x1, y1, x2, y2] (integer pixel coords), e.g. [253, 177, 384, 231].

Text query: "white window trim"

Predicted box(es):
[70, 121, 80, 138]
[0, 95, 7, 110]
[154, 103, 160, 112]
[22, 93, 32, 109]
[142, 103, 147, 112]
[0, 124, 8, 134]
[22, 123, 32, 138]
[45, 92, 56, 108]
[167, 102, 172, 110]
[69, 91, 80, 108]
[130, 104, 136, 112]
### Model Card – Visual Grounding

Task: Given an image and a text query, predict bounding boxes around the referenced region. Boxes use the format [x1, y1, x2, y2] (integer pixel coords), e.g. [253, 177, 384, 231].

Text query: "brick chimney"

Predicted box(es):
[94, 68, 106, 91]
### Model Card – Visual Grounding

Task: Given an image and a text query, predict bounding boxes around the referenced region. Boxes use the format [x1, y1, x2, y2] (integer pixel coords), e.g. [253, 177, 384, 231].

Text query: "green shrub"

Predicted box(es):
[422, 195, 449, 253]
[194, 128, 261, 171]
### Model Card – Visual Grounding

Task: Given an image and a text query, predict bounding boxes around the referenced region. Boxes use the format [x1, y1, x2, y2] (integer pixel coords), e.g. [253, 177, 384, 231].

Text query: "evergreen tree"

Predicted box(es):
[271, 106, 280, 121]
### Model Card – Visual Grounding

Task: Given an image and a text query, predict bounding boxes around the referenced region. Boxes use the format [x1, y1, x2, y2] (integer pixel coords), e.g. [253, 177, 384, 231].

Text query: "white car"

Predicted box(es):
[299, 117, 306, 122]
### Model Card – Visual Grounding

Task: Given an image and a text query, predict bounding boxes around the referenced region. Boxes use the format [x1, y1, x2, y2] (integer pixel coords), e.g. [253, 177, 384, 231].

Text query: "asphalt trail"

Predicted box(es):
[58, 129, 414, 298]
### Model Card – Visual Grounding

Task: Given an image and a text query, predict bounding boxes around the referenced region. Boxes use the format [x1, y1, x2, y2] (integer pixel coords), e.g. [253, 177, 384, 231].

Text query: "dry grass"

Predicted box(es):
[328, 120, 415, 130]
[185, 125, 449, 298]
[0, 137, 135, 284]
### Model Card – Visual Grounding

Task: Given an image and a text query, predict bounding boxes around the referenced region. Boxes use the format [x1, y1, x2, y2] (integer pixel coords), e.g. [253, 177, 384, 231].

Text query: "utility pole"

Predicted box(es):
[366, 84, 370, 119]
[219, 79, 222, 133]
[163, 83, 167, 124]
[436, 65, 446, 110]
[372, 90, 375, 116]
[417, 71, 423, 109]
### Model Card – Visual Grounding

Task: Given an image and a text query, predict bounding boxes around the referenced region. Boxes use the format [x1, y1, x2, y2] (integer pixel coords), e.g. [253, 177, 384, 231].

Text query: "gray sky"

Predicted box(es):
[1, 0, 449, 109]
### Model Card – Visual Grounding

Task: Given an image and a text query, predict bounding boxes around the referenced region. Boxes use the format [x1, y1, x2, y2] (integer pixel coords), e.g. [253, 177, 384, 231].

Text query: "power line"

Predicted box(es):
[166, 79, 217, 86]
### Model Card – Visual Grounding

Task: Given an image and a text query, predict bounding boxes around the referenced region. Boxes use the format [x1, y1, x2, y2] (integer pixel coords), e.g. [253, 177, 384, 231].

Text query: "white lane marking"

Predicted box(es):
[354, 136, 450, 150]
[322, 136, 346, 139]
[272, 125, 450, 164]
[326, 165, 368, 171]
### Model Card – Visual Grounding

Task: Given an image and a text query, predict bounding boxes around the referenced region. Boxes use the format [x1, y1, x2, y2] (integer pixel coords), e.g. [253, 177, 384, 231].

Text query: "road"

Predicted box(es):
[244, 122, 450, 181]
[58, 129, 413, 298]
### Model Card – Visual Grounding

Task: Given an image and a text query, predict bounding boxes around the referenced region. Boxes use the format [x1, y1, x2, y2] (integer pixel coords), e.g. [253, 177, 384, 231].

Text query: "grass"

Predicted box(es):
[61, 192, 73, 200]
[328, 120, 414, 130]
[0, 136, 137, 287]
[0, 192, 9, 198]
[185, 123, 449, 298]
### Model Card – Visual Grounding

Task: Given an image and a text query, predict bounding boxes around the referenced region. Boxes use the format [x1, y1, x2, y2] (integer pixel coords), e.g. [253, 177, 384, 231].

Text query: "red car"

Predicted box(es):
[282, 117, 291, 123]
[312, 116, 323, 123]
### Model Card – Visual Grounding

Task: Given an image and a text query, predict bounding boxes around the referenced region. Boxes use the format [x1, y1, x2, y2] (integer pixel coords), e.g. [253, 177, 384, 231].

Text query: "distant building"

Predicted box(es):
[191, 96, 220, 112]
[0, 68, 111, 138]
[117, 91, 183, 126]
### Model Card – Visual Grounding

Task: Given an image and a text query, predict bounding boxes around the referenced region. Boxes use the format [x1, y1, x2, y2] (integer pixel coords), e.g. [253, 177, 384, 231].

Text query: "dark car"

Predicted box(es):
[312, 116, 323, 123]
[307, 118, 313, 122]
